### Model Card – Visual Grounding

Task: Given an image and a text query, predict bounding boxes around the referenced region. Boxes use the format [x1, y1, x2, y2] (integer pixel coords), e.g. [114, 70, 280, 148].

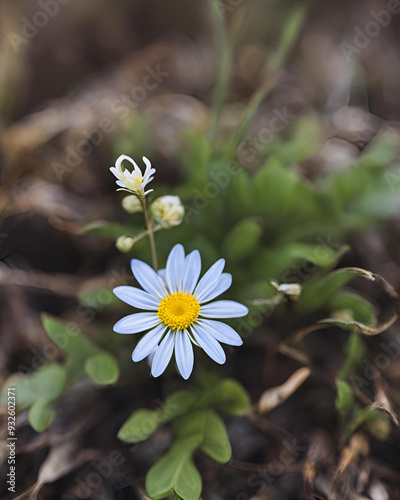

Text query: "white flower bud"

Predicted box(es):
[276, 283, 302, 299]
[150, 195, 185, 229]
[122, 195, 143, 214]
[116, 236, 134, 253]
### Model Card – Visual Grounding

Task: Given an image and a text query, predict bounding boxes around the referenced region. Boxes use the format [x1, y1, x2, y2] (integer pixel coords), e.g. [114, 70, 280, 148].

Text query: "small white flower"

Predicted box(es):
[110, 154, 155, 197]
[122, 195, 143, 214]
[113, 244, 248, 379]
[151, 195, 185, 228]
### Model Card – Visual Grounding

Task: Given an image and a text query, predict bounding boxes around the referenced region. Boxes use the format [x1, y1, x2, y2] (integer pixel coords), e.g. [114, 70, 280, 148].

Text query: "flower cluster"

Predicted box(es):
[110, 154, 247, 379]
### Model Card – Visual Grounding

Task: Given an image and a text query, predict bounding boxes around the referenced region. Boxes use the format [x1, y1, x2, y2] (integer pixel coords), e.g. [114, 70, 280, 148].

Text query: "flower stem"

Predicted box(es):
[142, 198, 158, 270]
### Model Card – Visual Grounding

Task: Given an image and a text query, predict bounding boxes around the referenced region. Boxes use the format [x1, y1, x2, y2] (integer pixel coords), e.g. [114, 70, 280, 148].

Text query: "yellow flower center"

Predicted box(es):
[158, 292, 200, 330]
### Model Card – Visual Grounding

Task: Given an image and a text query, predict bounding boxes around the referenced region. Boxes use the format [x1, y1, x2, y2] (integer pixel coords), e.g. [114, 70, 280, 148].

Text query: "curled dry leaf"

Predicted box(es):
[372, 377, 399, 426]
[289, 268, 400, 345]
[258, 367, 311, 413]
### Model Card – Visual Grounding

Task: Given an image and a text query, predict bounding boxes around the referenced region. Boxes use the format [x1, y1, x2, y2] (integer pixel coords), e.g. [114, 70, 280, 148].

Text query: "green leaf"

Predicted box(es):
[84, 352, 119, 385]
[329, 291, 376, 326]
[357, 139, 398, 169]
[339, 333, 367, 381]
[1, 363, 67, 416]
[174, 410, 232, 464]
[118, 390, 197, 444]
[253, 242, 348, 280]
[28, 399, 56, 432]
[196, 379, 250, 416]
[42, 314, 100, 378]
[335, 380, 355, 415]
[199, 411, 232, 463]
[253, 157, 299, 215]
[299, 267, 374, 314]
[271, 4, 307, 72]
[146, 437, 202, 500]
[118, 409, 160, 443]
[222, 218, 262, 263]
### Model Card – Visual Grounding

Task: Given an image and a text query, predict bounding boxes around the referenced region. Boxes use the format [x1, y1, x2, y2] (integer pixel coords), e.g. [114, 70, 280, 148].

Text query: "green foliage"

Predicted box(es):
[1, 363, 66, 433]
[42, 314, 120, 383]
[118, 379, 250, 499]
[0, 316, 121, 433]
[222, 218, 262, 263]
[84, 353, 119, 385]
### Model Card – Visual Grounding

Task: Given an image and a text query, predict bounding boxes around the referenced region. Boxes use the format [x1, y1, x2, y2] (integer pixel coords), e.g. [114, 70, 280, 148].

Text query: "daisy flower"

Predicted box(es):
[110, 154, 155, 197]
[113, 244, 248, 379]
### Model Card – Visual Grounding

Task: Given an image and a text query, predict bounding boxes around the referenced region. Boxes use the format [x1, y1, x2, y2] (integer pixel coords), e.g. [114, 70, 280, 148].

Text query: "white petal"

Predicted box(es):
[131, 324, 166, 362]
[116, 154, 141, 176]
[191, 325, 226, 364]
[197, 319, 243, 346]
[147, 350, 156, 367]
[175, 331, 194, 379]
[151, 332, 175, 377]
[113, 286, 159, 310]
[194, 259, 225, 302]
[199, 273, 232, 303]
[165, 244, 185, 293]
[131, 259, 167, 299]
[113, 312, 160, 334]
[200, 300, 248, 318]
[182, 250, 201, 294]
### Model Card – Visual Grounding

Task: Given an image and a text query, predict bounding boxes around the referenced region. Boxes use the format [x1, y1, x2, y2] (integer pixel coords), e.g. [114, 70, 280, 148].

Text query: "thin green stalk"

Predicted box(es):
[141, 198, 158, 270]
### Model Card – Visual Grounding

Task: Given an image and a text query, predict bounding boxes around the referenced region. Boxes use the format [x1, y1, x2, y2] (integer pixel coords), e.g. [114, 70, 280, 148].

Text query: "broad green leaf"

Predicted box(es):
[118, 409, 160, 443]
[196, 379, 250, 416]
[146, 437, 202, 500]
[28, 399, 56, 432]
[222, 218, 262, 263]
[199, 411, 232, 463]
[42, 314, 100, 378]
[118, 390, 197, 443]
[174, 410, 232, 464]
[84, 352, 119, 385]
[1, 364, 67, 411]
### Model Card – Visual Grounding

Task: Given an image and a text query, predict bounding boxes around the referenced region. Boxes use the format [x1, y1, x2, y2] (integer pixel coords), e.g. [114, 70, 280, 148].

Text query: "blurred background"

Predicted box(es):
[2, 0, 400, 499]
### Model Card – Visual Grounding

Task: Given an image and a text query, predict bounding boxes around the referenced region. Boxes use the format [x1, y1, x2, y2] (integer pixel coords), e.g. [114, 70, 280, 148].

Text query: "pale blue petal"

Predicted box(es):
[194, 259, 225, 302]
[113, 312, 160, 334]
[182, 250, 201, 294]
[131, 259, 167, 299]
[165, 244, 185, 293]
[191, 324, 226, 364]
[131, 324, 166, 362]
[151, 332, 175, 377]
[200, 300, 248, 319]
[157, 268, 166, 283]
[147, 350, 156, 367]
[175, 331, 194, 379]
[199, 273, 232, 303]
[197, 319, 243, 346]
[113, 286, 159, 310]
